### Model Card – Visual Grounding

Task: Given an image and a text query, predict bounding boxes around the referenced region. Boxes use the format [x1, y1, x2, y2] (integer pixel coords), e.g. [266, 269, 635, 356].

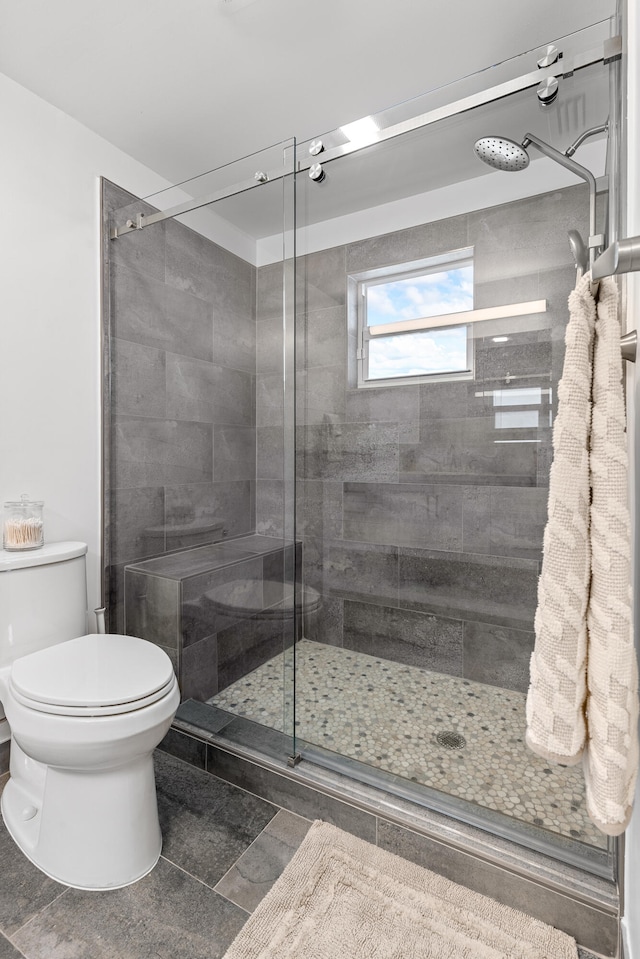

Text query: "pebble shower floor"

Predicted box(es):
[212, 639, 605, 849]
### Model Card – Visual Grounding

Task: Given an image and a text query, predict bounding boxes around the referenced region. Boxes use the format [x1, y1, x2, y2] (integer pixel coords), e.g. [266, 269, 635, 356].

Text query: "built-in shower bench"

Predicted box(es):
[124, 534, 299, 701]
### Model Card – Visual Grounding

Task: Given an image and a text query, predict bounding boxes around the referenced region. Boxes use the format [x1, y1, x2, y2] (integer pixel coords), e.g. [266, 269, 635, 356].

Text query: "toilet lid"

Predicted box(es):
[10, 634, 175, 714]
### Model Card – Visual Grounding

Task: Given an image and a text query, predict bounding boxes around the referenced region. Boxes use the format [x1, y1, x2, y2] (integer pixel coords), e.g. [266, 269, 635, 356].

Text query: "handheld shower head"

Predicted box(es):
[473, 136, 530, 172]
[568, 230, 588, 277]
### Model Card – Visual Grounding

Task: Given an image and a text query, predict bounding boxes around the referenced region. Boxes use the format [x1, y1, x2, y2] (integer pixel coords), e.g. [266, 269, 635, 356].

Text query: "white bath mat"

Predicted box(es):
[223, 820, 577, 958]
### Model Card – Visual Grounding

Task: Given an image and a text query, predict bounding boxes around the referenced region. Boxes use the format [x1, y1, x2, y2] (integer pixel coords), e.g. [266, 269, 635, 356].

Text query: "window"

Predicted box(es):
[352, 249, 474, 387]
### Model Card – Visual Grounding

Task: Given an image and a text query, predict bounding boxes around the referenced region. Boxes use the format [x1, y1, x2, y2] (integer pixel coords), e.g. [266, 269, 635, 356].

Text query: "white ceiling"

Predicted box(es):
[0, 0, 617, 187]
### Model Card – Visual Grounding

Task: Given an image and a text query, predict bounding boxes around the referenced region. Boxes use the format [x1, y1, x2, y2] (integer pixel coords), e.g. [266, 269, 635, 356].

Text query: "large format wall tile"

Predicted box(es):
[297, 247, 347, 312]
[125, 568, 181, 649]
[110, 486, 165, 565]
[181, 556, 265, 646]
[343, 600, 464, 675]
[297, 480, 343, 542]
[110, 262, 214, 361]
[214, 425, 256, 481]
[463, 620, 535, 693]
[255, 480, 292, 538]
[126, 537, 296, 701]
[113, 416, 214, 488]
[462, 486, 491, 554]
[111, 337, 166, 418]
[345, 215, 468, 275]
[419, 380, 469, 421]
[468, 186, 585, 285]
[475, 336, 552, 384]
[166, 355, 253, 426]
[209, 480, 254, 537]
[106, 180, 257, 622]
[284, 188, 580, 670]
[255, 372, 284, 427]
[165, 222, 254, 317]
[345, 383, 420, 428]
[473, 270, 540, 311]
[217, 615, 287, 691]
[488, 486, 547, 560]
[398, 548, 538, 630]
[256, 311, 284, 374]
[257, 426, 285, 480]
[299, 364, 345, 425]
[214, 308, 256, 374]
[400, 416, 538, 486]
[343, 482, 463, 550]
[323, 541, 399, 608]
[298, 306, 347, 371]
[300, 422, 399, 482]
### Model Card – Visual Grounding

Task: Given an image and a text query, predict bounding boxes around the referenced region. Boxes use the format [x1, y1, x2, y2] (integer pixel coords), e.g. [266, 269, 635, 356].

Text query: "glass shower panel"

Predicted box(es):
[103, 137, 297, 760]
[285, 44, 614, 873]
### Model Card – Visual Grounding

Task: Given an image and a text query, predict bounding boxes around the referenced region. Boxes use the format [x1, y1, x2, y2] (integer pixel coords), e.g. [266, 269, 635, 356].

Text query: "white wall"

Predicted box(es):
[0, 73, 172, 618]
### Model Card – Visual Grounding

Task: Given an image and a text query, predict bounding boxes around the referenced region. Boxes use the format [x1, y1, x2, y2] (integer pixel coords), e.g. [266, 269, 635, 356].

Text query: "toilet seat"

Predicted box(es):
[9, 634, 176, 717]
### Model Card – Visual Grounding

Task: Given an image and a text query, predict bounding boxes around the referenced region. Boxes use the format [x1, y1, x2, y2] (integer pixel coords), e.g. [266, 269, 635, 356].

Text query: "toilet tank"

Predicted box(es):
[0, 542, 88, 670]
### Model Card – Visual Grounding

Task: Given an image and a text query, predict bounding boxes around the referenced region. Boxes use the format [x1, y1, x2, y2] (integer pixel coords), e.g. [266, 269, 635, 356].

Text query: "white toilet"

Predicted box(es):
[0, 541, 179, 890]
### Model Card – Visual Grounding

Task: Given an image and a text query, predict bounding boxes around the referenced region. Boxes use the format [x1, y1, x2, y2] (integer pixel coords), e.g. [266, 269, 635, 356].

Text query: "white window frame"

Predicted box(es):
[352, 248, 475, 389]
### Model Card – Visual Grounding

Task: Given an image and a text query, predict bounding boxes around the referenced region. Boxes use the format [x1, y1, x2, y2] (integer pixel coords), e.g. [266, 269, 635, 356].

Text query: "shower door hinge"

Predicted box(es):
[287, 753, 302, 768]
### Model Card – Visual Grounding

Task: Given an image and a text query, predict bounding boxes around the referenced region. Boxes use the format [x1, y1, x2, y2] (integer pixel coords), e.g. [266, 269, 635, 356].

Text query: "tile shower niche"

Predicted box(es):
[124, 535, 300, 702]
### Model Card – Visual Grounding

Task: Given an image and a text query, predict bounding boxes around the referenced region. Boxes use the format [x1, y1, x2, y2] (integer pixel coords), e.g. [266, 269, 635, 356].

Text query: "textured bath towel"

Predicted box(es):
[526, 273, 639, 835]
[526, 273, 595, 765]
[583, 276, 638, 834]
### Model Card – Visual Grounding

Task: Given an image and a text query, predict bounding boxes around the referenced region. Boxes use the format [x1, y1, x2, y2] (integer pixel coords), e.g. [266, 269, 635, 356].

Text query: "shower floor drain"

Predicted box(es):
[436, 730, 466, 750]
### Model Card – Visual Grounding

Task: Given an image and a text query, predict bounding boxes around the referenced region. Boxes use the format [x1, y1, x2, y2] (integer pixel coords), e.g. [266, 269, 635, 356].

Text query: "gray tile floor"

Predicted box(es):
[0, 752, 311, 959]
[0, 753, 604, 959]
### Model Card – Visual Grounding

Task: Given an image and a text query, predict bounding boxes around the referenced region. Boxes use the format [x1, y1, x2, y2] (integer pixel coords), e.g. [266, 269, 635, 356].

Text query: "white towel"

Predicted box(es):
[526, 273, 639, 835]
[526, 273, 595, 765]
[584, 276, 638, 834]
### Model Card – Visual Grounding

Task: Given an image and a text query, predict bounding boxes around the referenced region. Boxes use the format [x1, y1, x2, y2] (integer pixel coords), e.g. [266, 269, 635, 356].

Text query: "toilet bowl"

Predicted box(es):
[0, 633, 179, 890]
[0, 542, 179, 891]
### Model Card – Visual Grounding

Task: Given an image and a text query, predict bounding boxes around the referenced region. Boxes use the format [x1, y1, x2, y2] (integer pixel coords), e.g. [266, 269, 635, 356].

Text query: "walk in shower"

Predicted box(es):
[103, 14, 622, 883]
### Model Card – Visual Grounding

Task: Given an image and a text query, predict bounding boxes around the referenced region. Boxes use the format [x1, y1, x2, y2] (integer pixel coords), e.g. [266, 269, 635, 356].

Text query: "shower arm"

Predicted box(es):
[521, 132, 603, 270]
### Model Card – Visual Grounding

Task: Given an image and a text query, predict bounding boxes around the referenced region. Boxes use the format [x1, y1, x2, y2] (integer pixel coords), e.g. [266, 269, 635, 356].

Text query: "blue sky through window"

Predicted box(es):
[365, 264, 473, 380]
[366, 265, 473, 327]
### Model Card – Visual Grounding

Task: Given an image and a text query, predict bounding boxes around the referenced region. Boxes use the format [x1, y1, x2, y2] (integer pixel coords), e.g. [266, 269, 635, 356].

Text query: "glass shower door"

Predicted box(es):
[104, 137, 298, 762]
[288, 21, 616, 876]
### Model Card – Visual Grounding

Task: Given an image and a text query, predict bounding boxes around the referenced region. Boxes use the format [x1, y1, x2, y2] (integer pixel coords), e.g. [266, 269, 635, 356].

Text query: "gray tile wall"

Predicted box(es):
[106, 180, 586, 695]
[254, 184, 589, 694]
[124, 536, 298, 701]
[103, 181, 257, 631]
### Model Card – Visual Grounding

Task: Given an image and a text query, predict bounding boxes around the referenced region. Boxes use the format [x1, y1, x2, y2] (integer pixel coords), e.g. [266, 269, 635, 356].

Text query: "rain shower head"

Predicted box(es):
[473, 136, 530, 172]
[473, 130, 604, 273]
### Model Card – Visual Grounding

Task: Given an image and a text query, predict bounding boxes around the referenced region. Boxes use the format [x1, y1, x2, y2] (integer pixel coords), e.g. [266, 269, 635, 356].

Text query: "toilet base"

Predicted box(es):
[2, 741, 163, 890]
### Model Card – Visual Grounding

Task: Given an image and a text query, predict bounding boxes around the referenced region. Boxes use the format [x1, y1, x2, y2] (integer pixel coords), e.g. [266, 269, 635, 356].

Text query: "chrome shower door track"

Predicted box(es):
[110, 36, 621, 240]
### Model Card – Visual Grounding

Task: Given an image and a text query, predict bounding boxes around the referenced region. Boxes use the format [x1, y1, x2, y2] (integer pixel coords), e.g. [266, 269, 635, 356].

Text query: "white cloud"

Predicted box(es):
[369, 328, 467, 379]
[367, 266, 473, 327]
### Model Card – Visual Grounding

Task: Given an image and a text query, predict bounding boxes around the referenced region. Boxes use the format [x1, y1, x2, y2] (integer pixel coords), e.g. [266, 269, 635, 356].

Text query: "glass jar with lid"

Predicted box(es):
[3, 494, 44, 551]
